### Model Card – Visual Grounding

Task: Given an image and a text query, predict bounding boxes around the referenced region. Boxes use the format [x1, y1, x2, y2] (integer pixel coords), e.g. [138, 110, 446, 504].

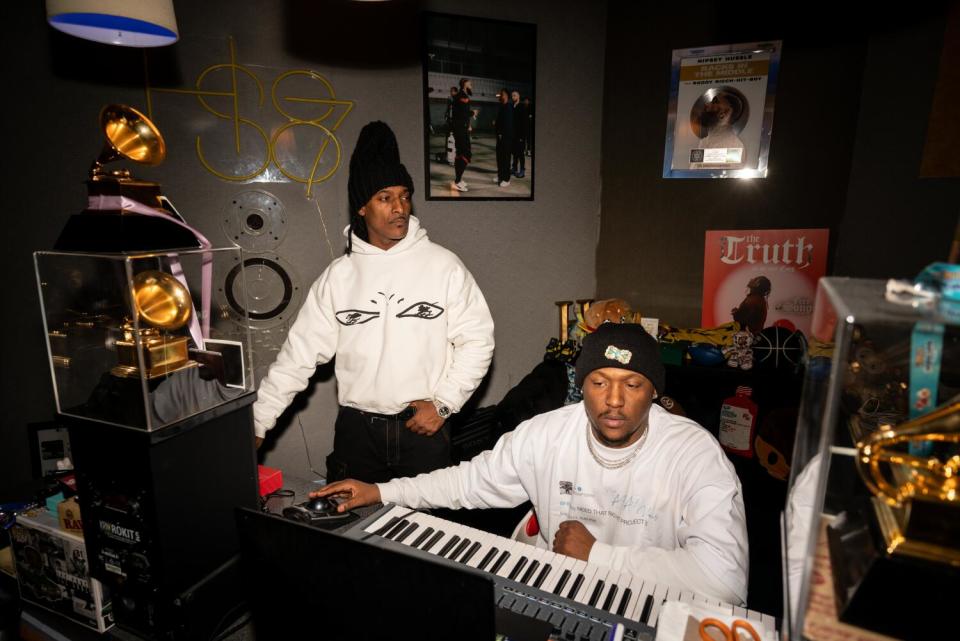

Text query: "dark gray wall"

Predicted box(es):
[835, 12, 960, 276]
[1, 0, 607, 488]
[597, 2, 958, 327]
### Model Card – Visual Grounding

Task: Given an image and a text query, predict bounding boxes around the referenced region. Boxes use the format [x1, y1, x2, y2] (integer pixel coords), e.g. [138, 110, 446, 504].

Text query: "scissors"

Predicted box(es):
[698, 617, 761, 641]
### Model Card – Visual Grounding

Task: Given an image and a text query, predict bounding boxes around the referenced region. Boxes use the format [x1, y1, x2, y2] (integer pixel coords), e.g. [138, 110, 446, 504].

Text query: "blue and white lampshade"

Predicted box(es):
[46, 0, 179, 47]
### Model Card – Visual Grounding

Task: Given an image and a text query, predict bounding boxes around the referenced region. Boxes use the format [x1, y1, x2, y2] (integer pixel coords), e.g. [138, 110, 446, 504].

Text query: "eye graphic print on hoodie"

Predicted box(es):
[335, 292, 444, 326]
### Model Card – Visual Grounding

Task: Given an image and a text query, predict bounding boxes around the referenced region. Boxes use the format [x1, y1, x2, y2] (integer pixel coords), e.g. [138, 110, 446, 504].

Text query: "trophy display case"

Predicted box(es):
[34, 247, 253, 431]
[784, 277, 960, 640]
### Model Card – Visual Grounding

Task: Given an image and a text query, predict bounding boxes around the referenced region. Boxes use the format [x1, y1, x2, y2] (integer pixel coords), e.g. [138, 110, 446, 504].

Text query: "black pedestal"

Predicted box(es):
[63, 393, 259, 640]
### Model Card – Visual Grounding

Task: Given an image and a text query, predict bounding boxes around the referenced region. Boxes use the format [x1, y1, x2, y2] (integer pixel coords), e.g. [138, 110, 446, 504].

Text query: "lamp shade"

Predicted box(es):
[46, 0, 179, 47]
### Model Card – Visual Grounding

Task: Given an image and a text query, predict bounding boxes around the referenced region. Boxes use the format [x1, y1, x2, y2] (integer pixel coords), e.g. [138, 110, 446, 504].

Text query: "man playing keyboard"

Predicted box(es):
[314, 323, 748, 606]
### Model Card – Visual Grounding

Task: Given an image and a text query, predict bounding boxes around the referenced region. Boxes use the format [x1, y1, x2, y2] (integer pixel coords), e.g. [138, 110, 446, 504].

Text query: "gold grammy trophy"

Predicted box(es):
[111, 270, 195, 379]
[820, 398, 960, 638]
[88, 104, 167, 206]
[856, 400, 960, 565]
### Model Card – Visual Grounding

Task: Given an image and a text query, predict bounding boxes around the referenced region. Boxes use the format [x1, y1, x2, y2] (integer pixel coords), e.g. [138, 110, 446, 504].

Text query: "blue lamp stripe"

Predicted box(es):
[49, 12, 177, 38]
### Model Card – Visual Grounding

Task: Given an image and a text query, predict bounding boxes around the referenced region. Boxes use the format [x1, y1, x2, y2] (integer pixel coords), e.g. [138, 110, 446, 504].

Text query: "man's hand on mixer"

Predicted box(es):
[310, 479, 381, 512]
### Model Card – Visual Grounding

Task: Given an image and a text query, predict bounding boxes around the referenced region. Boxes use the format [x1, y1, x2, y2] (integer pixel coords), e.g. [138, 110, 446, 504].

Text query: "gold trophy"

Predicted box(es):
[820, 398, 960, 638]
[856, 400, 960, 564]
[111, 270, 195, 379]
[88, 104, 166, 207]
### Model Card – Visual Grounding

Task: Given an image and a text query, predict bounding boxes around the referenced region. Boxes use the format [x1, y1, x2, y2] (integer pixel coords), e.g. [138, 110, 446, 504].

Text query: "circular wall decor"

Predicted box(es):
[218, 253, 303, 330]
[221, 190, 287, 252]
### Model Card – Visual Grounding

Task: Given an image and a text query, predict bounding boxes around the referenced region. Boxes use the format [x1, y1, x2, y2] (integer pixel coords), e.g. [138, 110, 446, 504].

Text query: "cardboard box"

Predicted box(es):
[10, 508, 114, 633]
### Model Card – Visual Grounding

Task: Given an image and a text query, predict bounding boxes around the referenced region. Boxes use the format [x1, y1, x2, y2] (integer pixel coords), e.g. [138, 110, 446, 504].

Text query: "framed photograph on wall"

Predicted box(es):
[422, 12, 536, 200]
[663, 41, 782, 179]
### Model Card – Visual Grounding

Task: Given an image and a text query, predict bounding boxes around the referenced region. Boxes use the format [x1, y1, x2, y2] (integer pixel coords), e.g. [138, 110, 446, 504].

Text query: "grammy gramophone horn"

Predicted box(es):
[90, 104, 166, 180]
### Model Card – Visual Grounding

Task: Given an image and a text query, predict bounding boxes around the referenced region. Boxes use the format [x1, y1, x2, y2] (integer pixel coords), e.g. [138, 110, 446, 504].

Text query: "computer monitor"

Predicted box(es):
[235, 507, 497, 641]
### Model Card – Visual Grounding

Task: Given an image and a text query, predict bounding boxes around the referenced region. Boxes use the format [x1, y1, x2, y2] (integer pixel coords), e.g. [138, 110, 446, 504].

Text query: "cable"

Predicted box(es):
[298, 415, 324, 478]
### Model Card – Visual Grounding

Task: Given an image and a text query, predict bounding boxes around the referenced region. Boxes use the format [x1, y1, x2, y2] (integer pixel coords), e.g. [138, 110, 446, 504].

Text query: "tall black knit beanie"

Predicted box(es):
[574, 323, 665, 393]
[347, 121, 415, 216]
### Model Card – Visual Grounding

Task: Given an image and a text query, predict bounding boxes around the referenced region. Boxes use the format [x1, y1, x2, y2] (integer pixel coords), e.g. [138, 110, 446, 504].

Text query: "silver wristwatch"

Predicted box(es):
[432, 399, 452, 419]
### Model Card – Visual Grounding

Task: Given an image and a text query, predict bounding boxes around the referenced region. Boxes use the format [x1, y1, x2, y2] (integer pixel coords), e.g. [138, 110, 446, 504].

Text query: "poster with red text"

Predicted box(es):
[702, 228, 829, 336]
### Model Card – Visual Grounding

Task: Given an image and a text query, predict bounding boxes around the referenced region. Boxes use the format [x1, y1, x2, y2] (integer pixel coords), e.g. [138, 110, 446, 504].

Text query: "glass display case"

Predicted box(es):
[784, 277, 960, 640]
[35, 247, 253, 431]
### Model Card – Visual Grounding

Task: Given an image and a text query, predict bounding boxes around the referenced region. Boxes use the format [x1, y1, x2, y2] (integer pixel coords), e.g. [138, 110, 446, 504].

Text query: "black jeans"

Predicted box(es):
[325, 406, 452, 483]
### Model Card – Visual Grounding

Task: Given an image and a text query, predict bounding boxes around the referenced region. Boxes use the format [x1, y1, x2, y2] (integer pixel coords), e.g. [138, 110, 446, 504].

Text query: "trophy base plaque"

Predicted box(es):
[826, 503, 958, 640]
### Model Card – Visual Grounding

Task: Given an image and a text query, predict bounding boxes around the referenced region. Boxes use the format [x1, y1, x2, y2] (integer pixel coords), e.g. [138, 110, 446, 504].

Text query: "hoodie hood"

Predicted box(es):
[344, 215, 428, 256]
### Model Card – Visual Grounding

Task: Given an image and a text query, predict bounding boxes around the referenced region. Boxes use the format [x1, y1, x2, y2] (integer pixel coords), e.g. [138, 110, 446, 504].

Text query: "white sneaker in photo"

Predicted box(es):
[499, 180, 511, 187]
[453, 181, 468, 192]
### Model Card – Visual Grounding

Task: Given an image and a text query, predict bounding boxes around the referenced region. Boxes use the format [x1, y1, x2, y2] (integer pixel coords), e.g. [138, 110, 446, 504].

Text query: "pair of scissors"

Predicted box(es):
[698, 617, 761, 641]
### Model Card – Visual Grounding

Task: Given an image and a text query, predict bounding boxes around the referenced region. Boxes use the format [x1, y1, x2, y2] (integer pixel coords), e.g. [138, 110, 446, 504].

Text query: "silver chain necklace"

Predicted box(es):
[586, 423, 647, 470]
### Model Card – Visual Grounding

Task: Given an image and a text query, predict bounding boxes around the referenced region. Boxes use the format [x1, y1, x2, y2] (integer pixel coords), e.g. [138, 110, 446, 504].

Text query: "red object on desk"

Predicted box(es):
[258, 465, 283, 497]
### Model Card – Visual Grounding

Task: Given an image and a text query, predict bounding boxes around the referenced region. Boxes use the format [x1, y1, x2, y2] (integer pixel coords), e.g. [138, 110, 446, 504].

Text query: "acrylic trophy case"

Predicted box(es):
[35, 247, 254, 431]
[784, 277, 960, 641]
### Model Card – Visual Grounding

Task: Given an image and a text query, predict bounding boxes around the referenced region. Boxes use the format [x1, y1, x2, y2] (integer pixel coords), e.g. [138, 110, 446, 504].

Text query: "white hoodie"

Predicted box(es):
[253, 217, 495, 437]
[378, 402, 749, 605]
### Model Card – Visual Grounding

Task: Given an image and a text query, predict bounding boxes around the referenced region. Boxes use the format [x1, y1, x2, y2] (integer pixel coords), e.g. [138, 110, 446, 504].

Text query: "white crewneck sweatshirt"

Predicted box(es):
[379, 402, 749, 605]
[253, 217, 495, 437]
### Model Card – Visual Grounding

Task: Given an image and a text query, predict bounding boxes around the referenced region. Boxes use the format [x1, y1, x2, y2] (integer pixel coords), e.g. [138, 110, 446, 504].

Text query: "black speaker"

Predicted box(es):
[64, 393, 258, 639]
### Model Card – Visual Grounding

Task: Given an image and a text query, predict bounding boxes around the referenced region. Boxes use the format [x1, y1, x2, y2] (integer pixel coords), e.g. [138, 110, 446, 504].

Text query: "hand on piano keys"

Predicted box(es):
[553, 520, 597, 561]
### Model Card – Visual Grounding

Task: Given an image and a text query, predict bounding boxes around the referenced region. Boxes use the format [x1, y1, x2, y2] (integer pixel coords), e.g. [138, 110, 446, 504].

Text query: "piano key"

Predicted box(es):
[565, 569, 590, 601]
[601, 583, 619, 612]
[745, 608, 764, 626]
[621, 579, 644, 620]
[421, 530, 446, 553]
[646, 583, 669, 626]
[410, 526, 434, 549]
[553, 568, 573, 596]
[438, 535, 462, 558]
[449, 537, 471, 560]
[587, 579, 606, 607]
[520, 558, 541, 585]
[507, 556, 529, 581]
[476, 547, 500, 571]
[496, 541, 530, 578]
[542, 555, 577, 593]
[690, 592, 726, 611]
[394, 522, 419, 543]
[383, 519, 409, 540]
[616, 587, 632, 617]
[490, 549, 513, 575]
[532, 562, 553, 589]
[459, 540, 482, 564]
[363, 505, 410, 535]
[732, 606, 748, 619]
[597, 571, 627, 612]
[761, 612, 776, 632]
[571, 564, 604, 604]
[638, 594, 654, 624]
[678, 591, 694, 604]
[627, 579, 653, 621]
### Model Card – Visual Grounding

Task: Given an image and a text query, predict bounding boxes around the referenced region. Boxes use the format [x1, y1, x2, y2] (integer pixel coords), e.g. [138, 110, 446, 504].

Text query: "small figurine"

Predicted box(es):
[723, 330, 755, 370]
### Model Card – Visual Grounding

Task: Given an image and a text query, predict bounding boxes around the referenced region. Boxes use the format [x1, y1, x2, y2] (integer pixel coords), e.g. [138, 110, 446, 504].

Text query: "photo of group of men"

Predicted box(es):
[423, 13, 536, 199]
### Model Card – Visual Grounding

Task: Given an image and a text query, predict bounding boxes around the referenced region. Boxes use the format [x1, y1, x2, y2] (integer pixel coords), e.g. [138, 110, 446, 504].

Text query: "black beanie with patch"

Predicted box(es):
[347, 121, 415, 215]
[574, 323, 665, 393]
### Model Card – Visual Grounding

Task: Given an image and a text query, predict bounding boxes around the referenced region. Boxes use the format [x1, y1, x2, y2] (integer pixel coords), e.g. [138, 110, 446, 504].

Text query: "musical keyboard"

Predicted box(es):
[344, 504, 777, 641]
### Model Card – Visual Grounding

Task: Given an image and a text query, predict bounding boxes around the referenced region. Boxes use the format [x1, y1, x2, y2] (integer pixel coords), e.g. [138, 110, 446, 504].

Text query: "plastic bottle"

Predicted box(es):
[718, 385, 758, 457]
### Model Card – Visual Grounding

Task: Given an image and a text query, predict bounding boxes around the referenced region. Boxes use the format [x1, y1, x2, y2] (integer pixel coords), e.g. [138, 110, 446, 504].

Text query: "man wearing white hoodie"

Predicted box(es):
[314, 323, 749, 606]
[253, 121, 495, 482]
